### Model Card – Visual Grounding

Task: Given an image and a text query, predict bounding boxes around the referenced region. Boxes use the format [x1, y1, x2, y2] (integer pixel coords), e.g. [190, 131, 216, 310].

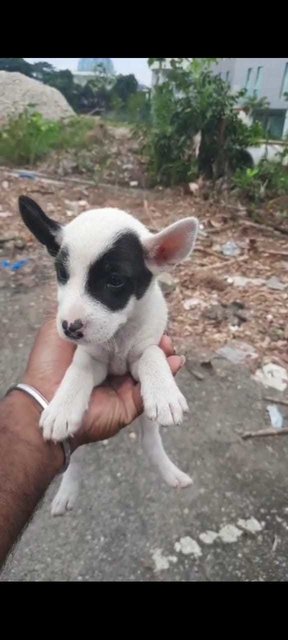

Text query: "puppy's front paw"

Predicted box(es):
[144, 384, 189, 426]
[39, 395, 85, 442]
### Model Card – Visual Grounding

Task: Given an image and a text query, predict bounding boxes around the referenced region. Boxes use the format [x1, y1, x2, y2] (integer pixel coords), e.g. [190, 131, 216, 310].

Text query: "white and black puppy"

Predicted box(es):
[19, 196, 198, 515]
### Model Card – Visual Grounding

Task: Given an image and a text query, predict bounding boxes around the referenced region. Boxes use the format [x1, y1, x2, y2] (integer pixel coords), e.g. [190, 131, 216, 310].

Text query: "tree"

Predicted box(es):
[31, 61, 55, 81]
[112, 74, 138, 105]
[147, 58, 264, 184]
[0, 58, 33, 77]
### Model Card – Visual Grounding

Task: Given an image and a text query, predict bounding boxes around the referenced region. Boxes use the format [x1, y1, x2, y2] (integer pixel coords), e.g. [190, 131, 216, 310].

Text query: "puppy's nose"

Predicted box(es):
[68, 319, 83, 333]
[62, 319, 84, 339]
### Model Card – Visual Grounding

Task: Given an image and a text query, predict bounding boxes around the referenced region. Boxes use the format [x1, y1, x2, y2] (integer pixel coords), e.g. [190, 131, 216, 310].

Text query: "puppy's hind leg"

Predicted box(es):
[51, 447, 83, 517]
[139, 414, 192, 488]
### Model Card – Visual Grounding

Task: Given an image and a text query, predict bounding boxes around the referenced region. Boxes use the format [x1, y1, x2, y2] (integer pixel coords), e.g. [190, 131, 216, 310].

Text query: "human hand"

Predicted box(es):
[23, 317, 185, 448]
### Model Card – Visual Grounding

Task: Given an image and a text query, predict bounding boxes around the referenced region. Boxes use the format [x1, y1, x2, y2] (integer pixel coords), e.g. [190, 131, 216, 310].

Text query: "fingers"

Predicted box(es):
[168, 354, 186, 376]
[159, 334, 175, 357]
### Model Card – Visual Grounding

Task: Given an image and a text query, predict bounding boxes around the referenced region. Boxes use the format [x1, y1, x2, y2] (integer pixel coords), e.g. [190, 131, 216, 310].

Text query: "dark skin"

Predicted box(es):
[0, 317, 184, 568]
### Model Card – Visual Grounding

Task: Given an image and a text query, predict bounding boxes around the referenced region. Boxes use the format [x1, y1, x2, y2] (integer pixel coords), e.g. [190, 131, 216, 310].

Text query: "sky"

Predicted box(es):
[25, 58, 151, 86]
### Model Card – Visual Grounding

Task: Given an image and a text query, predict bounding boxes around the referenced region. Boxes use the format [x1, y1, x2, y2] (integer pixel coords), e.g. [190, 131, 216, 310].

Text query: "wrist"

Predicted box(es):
[1, 391, 64, 477]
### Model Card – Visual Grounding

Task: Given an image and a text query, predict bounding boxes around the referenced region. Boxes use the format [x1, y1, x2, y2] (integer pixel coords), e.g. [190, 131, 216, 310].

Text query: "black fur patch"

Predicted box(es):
[55, 247, 70, 284]
[18, 196, 61, 257]
[86, 232, 152, 311]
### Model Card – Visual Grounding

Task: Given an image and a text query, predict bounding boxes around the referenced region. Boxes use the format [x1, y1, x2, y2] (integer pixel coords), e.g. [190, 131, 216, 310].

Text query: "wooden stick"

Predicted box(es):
[241, 427, 288, 440]
[261, 249, 288, 258]
[199, 255, 248, 270]
[207, 223, 236, 234]
[240, 220, 288, 237]
[263, 396, 288, 407]
[195, 247, 227, 260]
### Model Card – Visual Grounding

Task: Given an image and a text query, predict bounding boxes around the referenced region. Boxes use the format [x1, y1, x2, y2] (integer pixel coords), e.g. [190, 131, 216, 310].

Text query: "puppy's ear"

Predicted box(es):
[18, 196, 63, 256]
[143, 217, 198, 273]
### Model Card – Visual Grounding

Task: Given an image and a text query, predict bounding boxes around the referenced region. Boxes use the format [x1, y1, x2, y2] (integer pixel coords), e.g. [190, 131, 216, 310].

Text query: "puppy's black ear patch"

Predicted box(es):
[18, 195, 62, 257]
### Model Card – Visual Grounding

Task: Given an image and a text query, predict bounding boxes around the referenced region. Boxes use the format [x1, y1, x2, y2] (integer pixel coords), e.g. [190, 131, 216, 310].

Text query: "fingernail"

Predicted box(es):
[180, 355, 186, 367]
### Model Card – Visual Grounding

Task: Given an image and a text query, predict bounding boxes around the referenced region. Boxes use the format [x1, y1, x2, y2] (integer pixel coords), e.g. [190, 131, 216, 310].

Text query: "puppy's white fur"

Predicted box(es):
[23, 205, 198, 515]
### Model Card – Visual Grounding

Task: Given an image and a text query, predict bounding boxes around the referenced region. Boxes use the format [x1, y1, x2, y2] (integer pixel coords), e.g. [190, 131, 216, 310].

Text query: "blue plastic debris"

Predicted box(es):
[11, 259, 29, 271]
[17, 171, 36, 180]
[0, 259, 29, 271]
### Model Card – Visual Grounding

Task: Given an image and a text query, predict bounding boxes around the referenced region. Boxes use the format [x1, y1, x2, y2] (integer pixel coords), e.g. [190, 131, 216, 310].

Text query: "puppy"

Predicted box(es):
[19, 196, 198, 515]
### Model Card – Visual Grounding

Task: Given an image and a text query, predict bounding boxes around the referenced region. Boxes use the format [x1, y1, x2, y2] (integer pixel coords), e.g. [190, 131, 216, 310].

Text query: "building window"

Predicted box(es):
[245, 67, 254, 95]
[254, 66, 263, 96]
[280, 62, 288, 97]
[225, 70, 230, 84]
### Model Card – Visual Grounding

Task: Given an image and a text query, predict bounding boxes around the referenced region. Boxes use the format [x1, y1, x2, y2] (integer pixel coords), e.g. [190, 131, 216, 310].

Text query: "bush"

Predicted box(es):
[146, 58, 264, 186]
[0, 111, 96, 166]
[233, 157, 288, 203]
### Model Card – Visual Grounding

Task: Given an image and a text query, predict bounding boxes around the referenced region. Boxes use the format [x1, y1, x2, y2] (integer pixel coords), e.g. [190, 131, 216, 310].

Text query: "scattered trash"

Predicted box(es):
[187, 182, 199, 195]
[267, 404, 284, 429]
[183, 297, 204, 310]
[174, 536, 202, 557]
[203, 301, 248, 326]
[129, 181, 138, 187]
[151, 549, 178, 572]
[0, 259, 29, 271]
[272, 535, 280, 553]
[216, 341, 258, 365]
[266, 276, 287, 291]
[64, 199, 79, 217]
[227, 276, 266, 288]
[221, 241, 241, 257]
[218, 524, 243, 543]
[14, 238, 26, 250]
[237, 517, 263, 534]
[199, 531, 218, 545]
[17, 171, 36, 180]
[253, 363, 288, 391]
[2, 180, 9, 190]
[0, 211, 12, 219]
[158, 272, 178, 294]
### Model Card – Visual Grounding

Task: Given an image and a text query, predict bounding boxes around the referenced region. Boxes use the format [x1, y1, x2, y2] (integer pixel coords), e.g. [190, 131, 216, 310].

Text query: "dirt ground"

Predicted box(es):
[1, 171, 288, 581]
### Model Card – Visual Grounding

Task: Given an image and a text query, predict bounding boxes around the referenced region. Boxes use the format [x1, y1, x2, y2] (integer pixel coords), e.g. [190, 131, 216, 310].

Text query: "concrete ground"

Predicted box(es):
[1, 283, 288, 582]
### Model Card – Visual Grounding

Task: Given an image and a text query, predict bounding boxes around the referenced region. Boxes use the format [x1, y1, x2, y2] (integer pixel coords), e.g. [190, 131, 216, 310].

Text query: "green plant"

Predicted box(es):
[127, 91, 151, 124]
[0, 111, 96, 166]
[233, 159, 288, 202]
[146, 58, 265, 185]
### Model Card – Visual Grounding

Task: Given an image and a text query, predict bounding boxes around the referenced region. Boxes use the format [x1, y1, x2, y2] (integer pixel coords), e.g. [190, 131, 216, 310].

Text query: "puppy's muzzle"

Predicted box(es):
[62, 319, 84, 340]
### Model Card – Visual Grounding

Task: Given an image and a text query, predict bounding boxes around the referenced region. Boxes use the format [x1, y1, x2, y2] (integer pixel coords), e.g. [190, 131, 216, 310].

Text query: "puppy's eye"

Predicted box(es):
[106, 273, 126, 289]
[55, 260, 69, 284]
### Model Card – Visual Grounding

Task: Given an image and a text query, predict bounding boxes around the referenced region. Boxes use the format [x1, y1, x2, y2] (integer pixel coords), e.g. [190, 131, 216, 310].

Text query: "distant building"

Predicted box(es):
[77, 58, 114, 74]
[212, 58, 288, 139]
[73, 58, 115, 87]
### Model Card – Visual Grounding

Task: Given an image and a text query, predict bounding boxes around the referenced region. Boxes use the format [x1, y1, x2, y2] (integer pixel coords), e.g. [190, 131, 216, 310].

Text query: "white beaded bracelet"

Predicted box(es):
[6, 383, 71, 473]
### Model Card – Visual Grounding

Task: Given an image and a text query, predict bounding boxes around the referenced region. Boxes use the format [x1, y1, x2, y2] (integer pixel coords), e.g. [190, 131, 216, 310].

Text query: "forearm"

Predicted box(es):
[0, 391, 63, 568]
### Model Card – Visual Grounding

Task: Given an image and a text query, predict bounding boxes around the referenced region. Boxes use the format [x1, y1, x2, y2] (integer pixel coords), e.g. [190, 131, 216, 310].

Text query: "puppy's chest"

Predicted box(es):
[109, 351, 129, 375]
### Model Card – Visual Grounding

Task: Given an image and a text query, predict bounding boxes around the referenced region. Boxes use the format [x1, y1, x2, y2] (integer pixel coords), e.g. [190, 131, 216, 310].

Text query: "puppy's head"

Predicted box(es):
[19, 196, 198, 344]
